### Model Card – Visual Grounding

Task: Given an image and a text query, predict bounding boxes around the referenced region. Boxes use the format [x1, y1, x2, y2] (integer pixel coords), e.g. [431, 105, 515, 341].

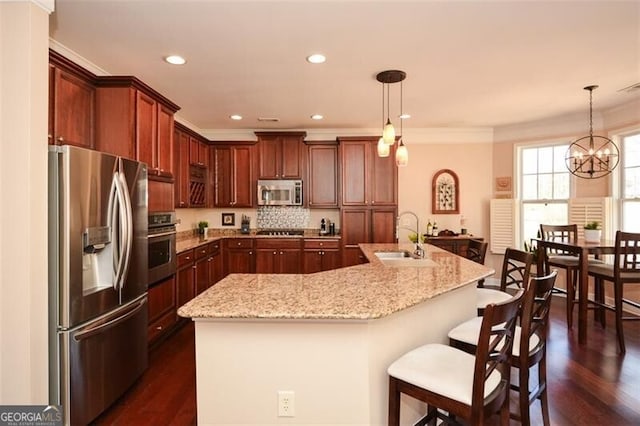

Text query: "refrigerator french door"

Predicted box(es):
[48, 145, 148, 425]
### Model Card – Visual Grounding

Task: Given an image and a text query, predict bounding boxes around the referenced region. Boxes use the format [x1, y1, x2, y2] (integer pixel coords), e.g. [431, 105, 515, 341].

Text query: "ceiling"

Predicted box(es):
[49, 1, 640, 134]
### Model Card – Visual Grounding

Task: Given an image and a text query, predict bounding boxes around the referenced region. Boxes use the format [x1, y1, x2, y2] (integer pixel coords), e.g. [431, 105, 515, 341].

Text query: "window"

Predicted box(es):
[519, 144, 571, 244]
[620, 132, 640, 231]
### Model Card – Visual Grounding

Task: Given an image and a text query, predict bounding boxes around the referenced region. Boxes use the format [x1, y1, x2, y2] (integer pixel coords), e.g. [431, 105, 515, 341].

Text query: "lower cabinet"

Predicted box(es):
[255, 239, 302, 274]
[341, 207, 396, 267]
[147, 275, 177, 345]
[225, 238, 255, 274]
[176, 249, 195, 309]
[303, 238, 341, 273]
[424, 236, 484, 257]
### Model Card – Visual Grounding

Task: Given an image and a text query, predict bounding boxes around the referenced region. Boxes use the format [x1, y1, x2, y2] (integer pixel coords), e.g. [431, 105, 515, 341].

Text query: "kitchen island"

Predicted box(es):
[178, 243, 494, 425]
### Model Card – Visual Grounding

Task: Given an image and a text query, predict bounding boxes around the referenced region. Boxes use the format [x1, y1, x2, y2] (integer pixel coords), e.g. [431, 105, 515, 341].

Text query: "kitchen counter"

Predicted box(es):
[178, 242, 491, 320]
[179, 243, 494, 425]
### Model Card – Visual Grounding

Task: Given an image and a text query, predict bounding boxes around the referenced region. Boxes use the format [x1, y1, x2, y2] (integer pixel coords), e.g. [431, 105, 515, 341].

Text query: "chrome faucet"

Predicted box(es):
[396, 211, 424, 258]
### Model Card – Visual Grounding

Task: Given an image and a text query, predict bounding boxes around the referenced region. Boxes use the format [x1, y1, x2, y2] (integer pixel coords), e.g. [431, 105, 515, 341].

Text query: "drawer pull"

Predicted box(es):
[156, 325, 163, 330]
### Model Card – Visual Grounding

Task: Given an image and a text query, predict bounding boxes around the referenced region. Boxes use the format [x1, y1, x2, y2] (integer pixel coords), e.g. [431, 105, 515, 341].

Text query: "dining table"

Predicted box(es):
[535, 237, 615, 344]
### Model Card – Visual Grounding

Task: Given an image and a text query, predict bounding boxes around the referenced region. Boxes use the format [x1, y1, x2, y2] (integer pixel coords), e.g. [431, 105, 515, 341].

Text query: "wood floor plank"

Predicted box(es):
[94, 297, 640, 425]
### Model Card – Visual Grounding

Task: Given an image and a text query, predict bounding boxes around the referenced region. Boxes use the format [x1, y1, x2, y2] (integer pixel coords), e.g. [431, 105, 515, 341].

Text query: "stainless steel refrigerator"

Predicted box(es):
[48, 145, 148, 425]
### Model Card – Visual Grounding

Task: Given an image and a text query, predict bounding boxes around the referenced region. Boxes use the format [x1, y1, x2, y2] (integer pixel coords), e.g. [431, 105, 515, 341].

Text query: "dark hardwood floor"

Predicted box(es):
[93, 297, 640, 425]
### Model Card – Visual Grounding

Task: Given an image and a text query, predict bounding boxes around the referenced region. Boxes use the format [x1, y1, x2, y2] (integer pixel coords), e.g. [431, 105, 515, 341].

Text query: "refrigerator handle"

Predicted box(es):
[107, 171, 122, 292]
[72, 297, 146, 342]
[117, 162, 134, 293]
[113, 170, 129, 296]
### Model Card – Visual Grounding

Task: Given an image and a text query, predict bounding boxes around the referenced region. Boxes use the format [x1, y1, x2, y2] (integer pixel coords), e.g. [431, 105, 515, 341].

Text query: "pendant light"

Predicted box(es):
[376, 70, 408, 163]
[395, 79, 408, 166]
[565, 85, 619, 179]
[376, 70, 406, 146]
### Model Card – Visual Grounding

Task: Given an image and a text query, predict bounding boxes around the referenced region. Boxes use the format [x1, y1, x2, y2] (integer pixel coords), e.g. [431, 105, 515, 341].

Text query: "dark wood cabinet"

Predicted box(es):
[212, 143, 255, 207]
[338, 137, 398, 267]
[306, 141, 339, 208]
[49, 51, 95, 149]
[303, 239, 341, 273]
[255, 132, 306, 179]
[95, 76, 179, 178]
[194, 244, 211, 295]
[255, 239, 301, 274]
[174, 125, 190, 208]
[176, 250, 195, 309]
[208, 241, 224, 286]
[339, 137, 397, 206]
[424, 236, 484, 257]
[174, 124, 211, 208]
[189, 136, 209, 168]
[147, 276, 177, 344]
[225, 238, 255, 274]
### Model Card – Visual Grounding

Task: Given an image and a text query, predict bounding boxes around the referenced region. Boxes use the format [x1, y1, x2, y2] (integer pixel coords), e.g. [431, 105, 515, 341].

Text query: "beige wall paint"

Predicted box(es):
[0, 1, 50, 404]
[398, 141, 498, 271]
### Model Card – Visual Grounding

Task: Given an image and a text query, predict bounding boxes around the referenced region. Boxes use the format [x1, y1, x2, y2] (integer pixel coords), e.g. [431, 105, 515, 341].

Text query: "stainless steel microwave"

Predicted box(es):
[257, 179, 303, 206]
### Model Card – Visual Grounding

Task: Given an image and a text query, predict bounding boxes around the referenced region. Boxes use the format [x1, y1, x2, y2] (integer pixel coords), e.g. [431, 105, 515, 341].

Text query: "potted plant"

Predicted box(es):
[583, 221, 601, 242]
[198, 221, 209, 237]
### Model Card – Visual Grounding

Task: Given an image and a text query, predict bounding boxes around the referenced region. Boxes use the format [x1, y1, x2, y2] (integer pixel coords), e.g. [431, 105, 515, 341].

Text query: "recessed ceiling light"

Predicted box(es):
[399, 113, 411, 119]
[306, 54, 326, 64]
[164, 55, 186, 65]
[230, 114, 243, 120]
[311, 114, 323, 120]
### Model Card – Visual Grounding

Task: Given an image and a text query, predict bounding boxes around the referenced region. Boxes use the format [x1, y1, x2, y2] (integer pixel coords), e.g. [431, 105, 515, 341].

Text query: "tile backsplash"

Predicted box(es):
[257, 206, 310, 229]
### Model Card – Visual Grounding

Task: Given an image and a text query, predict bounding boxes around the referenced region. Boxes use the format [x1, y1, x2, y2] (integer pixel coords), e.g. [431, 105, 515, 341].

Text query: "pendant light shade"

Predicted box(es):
[377, 137, 390, 157]
[395, 139, 408, 166]
[383, 119, 395, 145]
[565, 85, 619, 179]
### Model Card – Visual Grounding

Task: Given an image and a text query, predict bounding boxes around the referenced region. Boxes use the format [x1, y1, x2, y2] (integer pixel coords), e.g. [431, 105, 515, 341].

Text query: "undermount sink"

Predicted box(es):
[374, 250, 413, 259]
[374, 251, 438, 268]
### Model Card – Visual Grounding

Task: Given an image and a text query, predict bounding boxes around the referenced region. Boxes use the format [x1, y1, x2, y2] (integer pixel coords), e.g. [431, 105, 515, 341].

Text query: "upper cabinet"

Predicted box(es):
[189, 136, 209, 168]
[255, 132, 306, 179]
[95, 76, 179, 180]
[339, 137, 397, 206]
[306, 141, 339, 208]
[211, 142, 256, 207]
[49, 51, 96, 149]
[174, 123, 207, 208]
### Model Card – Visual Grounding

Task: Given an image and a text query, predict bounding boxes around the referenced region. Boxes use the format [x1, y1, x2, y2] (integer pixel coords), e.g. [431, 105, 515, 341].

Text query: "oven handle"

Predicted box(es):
[147, 230, 177, 238]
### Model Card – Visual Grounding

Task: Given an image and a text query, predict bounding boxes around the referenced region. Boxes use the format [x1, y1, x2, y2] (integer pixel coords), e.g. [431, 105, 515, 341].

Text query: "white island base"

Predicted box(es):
[193, 283, 475, 426]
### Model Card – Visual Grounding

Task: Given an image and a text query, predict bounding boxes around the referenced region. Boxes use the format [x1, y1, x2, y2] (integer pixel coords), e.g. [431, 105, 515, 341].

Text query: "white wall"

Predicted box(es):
[0, 1, 51, 404]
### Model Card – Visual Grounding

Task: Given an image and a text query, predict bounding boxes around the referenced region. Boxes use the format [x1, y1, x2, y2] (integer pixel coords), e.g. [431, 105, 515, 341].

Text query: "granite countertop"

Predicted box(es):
[177, 243, 494, 321]
[176, 230, 341, 253]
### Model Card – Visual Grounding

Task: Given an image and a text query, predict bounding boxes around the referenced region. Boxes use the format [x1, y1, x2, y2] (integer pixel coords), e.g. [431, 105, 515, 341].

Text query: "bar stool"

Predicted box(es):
[387, 292, 523, 425]
[466, 239, 488, 287]
[588, 230, 640, 354]
[448, 271, 557, 425]
[476, 248, 533, 315]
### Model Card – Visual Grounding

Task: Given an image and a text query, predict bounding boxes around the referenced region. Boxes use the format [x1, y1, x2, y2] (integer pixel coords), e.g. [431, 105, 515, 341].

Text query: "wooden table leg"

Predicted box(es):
[578, 248, 589, 344]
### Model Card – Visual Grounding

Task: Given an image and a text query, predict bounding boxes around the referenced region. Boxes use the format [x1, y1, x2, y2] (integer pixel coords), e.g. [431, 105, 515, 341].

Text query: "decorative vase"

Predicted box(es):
[199, 227, 208, 237]
[584, 229, 601, 243]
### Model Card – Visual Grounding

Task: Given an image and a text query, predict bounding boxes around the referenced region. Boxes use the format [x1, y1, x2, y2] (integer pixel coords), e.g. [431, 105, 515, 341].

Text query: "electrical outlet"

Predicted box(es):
[277, 391, 295, 417]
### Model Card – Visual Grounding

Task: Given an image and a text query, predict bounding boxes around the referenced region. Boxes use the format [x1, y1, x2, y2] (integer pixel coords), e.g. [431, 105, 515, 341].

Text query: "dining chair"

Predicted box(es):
[539, 224, 580, 327]
[466, 239, 488, 287]
[588, 230, 640, 354]
[476, 248, 533, 315]
[448, 271, 557, 426]
[388, 291, 523, 426]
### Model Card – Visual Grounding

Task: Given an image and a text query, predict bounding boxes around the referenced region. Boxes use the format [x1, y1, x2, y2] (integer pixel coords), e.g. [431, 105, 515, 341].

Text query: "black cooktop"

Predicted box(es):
[256, 229, 305, 236]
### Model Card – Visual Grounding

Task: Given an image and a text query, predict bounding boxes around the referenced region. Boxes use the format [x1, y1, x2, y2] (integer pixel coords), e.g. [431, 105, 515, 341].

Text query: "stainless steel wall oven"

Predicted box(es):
[148, 211, 177, 285]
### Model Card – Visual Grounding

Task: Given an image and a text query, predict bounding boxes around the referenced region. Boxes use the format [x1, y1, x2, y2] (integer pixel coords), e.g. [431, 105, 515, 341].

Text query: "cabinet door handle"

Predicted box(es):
[57, 136, 64, 142]
[156, 325, 163, 330]
[192, 265, 197, 269]
[273, 251, 277, 255]
[185, 256, 190, 260]
[280, 251, 283, 255]
[237, 242, 242, 246]
[249, 251, 253, 255]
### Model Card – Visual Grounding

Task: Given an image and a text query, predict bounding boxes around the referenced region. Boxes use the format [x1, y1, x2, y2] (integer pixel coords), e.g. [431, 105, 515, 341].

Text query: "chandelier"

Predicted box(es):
[565, 85, 619, 179]
[376, 70, 409, 166]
